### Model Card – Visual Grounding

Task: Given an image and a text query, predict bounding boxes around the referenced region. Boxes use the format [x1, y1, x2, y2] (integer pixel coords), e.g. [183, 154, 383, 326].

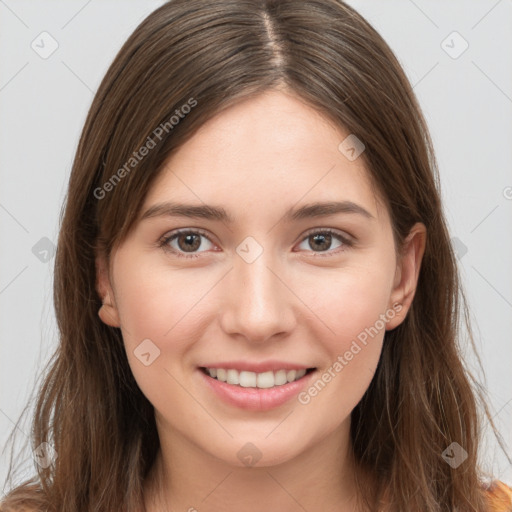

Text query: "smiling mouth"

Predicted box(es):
[199, 367, 316, 389]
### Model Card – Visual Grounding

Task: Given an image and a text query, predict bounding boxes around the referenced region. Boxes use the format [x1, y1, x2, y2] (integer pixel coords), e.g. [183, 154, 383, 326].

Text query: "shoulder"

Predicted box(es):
[483, 481, 512, 512]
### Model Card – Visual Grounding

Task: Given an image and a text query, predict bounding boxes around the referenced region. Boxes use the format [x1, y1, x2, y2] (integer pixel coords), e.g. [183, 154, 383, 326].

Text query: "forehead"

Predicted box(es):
[142, 90, 388, 225]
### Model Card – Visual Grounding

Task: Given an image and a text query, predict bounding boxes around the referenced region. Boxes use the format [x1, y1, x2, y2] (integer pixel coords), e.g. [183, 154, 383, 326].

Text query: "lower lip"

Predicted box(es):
[198, 368, 316, 411]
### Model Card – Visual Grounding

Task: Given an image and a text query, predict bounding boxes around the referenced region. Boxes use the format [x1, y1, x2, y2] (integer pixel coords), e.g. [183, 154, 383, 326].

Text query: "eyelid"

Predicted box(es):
[300, 227, 354, 244]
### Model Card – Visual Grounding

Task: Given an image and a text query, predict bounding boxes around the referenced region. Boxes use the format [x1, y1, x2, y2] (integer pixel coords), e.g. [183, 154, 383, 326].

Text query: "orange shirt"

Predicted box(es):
[485, 481, 512, 511]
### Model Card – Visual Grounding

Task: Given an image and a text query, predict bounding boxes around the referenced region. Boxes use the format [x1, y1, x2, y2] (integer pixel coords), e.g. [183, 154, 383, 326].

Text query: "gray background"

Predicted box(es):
[1, 0, 511, 493]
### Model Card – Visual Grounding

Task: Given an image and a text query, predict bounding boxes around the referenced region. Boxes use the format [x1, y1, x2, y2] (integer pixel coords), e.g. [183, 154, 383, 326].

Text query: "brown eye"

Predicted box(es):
[175, 233, 202, 252]
[296, 229, 352, 255]
[308, 233, 333, 251]
[160, 230, 215, 258]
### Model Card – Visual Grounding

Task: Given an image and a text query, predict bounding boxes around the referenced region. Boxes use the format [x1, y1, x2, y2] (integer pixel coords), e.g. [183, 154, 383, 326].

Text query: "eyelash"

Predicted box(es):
[158, 228, 353, 259]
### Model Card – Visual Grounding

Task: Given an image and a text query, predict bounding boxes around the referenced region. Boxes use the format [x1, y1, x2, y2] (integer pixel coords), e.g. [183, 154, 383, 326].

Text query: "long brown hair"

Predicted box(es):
[1, 1, 507, 510]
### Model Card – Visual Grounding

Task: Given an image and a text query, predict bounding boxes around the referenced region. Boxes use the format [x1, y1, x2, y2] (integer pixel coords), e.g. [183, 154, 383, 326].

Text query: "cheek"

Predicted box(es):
[113, 256, 213, 349]
[298, 300, 387, 426]
[305, 263, 395, 344]
[113, 267, 199, 414]
[297, 264, 393, 407]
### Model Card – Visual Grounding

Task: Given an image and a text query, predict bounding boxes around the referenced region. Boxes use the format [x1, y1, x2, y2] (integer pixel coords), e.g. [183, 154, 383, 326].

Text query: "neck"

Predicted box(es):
[143, 418, 370, 512]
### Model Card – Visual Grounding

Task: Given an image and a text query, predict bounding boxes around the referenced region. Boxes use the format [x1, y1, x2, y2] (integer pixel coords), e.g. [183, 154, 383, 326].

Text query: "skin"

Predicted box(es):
[96, 88, 426, 512]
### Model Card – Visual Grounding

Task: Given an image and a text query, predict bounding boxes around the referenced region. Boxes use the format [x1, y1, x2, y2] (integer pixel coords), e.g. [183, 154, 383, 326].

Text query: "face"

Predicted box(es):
[97, 89, 425, 468]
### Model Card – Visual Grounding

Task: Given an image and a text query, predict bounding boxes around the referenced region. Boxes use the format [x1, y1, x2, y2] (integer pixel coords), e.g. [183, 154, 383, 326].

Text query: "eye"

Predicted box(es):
[295, 228, 352, 256]
[159, 229, 216, 258]
[159, 227, 353, 259]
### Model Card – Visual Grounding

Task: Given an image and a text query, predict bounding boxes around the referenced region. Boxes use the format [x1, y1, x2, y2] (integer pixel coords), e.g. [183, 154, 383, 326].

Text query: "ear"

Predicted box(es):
[95, 252, 121, 328]
[386, 222, 427, 330]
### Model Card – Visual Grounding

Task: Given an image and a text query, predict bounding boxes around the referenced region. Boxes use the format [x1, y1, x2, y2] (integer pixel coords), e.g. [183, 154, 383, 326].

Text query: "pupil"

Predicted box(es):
[311, 233, 331, 251]
[179, 234, 200, 252]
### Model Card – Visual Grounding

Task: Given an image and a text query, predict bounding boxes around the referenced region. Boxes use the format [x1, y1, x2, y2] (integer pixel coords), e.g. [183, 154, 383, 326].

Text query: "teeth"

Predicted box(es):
[274, 369, 287, 385]
[257, 371, 274, 388]
[296, 369, 306, 379]
[226, 369, 239, 385]
[205, 367, 310, 388]
[239, 371, 257, 388]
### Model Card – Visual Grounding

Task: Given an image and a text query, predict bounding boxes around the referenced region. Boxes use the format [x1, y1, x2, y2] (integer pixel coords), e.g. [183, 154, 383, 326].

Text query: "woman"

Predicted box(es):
[2, 0, 511, 510]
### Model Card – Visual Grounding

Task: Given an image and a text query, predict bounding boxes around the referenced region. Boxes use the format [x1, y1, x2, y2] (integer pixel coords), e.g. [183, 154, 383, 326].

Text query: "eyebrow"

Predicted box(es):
[140, 200, 375, 223]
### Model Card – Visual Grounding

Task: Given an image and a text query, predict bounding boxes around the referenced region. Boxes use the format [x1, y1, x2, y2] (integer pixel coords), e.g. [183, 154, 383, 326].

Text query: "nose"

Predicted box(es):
[219, 249, 297, 344]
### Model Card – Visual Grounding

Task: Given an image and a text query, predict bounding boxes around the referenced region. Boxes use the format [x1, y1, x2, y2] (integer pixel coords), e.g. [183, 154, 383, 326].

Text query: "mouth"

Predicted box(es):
[197, 360, 318, 410]
[199, 366, 316, 389]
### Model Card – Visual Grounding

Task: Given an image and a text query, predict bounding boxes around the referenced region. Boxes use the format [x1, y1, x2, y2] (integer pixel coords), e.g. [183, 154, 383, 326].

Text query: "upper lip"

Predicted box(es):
[199, 360, 315, 373]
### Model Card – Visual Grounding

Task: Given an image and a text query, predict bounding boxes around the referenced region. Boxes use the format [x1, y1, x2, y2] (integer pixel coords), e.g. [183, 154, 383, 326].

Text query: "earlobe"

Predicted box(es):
[98, 292, 121, 328]
[95, 254, 121, 328]
[386, 223, 427, 330]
